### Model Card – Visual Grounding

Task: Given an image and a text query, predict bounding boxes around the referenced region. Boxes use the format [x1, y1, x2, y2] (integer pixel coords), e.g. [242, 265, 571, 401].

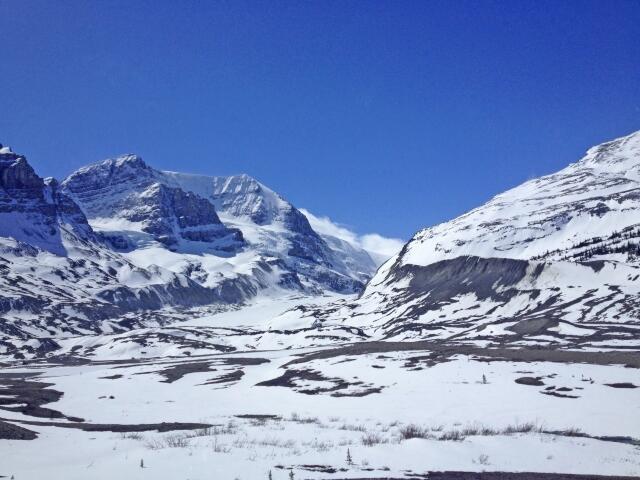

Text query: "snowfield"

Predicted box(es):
[1, 300, 640, 479]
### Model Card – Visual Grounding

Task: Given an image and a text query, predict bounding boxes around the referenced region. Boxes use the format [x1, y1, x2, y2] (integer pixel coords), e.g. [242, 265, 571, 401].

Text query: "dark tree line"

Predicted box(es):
[531, 226, 640, 263]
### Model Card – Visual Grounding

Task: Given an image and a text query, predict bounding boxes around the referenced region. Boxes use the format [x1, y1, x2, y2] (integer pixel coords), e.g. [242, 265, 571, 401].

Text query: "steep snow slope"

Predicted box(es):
[395, 130, 640, 268]
[65, 160, 376, 294]
[162, 171, 377, 285]
[62, 155, 244, 251]
[280, 131, 640, 347]
[0, 148, 261, 356]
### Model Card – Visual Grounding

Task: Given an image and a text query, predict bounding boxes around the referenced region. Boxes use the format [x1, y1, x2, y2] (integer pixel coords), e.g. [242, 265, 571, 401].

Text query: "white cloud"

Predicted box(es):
[360, 234, 405, 258]
[300, 208, 404, 264]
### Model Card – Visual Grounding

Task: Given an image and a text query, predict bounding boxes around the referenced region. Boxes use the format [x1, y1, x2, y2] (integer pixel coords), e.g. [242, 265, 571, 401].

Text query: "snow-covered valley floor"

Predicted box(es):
[2, 316, 640, 480]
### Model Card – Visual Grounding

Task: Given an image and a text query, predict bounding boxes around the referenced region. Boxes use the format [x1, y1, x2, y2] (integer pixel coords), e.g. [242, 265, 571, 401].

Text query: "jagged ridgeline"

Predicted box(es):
[2, 130, 640, 357]
[0, 145, 378, 354]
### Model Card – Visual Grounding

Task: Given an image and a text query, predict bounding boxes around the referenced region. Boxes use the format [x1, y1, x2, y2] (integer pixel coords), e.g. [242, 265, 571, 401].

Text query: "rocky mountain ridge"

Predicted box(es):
[61, 155, 375, 295]
[0, 146, 380, 357]
[61, 155, 245, 250]
[2, 131, 639, 359]
[0, 147, 242, 356]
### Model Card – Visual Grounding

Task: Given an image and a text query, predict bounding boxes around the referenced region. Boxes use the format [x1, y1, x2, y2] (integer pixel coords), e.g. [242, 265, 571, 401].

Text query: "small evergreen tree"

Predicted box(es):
[482, 374, 487, 384]
[289, 469, 294, 480]
[140, 458, 144, 468]
[346, 448, 353, 465]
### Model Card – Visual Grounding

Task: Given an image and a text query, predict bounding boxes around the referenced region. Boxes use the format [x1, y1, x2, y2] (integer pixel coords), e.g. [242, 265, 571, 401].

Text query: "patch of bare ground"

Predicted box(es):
[284, 341, 640, 368]
[328, 473, 640, 480]
[0, 420, 38, 440]
[541, 391, 580, 399]
[275, 464, 346, 473]
[0, 376, 84, 422]
[0, 417, 212, 434]
[515, 376, 545, 386]
[202, 369, 244, 385]
[256, 368, 382, 396]
[234, 414, 282, 421]
[136, 356, 269, 383]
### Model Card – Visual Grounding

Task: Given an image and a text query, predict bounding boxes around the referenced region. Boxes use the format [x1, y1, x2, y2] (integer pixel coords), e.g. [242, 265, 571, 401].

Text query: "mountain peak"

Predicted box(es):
[68, 154, 150, 180]
[0, 148, 96, 255]
[580, 129, 640, 171]
[100, 153, 149, 171]
[0, 143, 15, 154]
[0, 148, 42, 190]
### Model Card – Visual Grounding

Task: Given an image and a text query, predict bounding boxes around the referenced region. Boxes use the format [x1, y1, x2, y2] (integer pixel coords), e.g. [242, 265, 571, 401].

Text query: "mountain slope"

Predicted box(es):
[281, 131, 640, 348]
[396, 130, 640, 267]
[62, 155, 244, 251]
[0, 147, 265, 357]
[62, 158, 375, 297]
[164, 170, 378, 286]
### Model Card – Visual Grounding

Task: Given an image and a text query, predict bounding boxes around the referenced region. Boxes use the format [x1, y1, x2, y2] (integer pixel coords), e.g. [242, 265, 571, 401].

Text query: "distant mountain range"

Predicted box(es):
[0, 145, 379, 355]
[1, 130, 639, 359]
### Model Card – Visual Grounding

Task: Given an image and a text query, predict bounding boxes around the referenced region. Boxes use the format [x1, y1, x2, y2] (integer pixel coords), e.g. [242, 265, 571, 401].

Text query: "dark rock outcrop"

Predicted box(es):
[61, 155, 244, 250]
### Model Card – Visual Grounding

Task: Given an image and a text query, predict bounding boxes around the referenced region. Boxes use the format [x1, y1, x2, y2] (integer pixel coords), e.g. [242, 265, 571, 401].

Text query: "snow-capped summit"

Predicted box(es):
[62, 155, 244, 250]
[62, 156, 376, 298]
[293, 130, 640, 347]
[0, 143, 14, 154]
[170, 172, 288, 225]
[385, 129, 640, 272]
[0, 148, 241, 354]
[580, 129, 640, 170]
[164, 169, 376, 288]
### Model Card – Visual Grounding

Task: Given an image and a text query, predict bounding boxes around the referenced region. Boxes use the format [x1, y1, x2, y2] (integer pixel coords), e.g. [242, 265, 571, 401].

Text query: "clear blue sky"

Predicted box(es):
[1, 1, 639, 239]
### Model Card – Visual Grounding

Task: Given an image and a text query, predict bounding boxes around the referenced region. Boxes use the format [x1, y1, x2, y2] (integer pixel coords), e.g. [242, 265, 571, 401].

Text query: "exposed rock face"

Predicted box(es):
[0, 149, 42, 190]
[61, 154, 152, 217]
[62, 156, 372, 294]
[384, 256, 535, 306]
[61, 155, 244, 250]
[0, 149, 95, 254]
[124, 183, 243, 247]
[0, 148, 261, 352]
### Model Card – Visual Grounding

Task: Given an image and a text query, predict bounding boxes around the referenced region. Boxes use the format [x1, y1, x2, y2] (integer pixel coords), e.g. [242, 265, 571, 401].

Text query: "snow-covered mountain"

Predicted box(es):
[0, 145, 383, 356]
[3, 131, 639, 358]
[0, 146, 256, 356]
[61, 155, 245, 251]
[62, 156, 376, 296]
[395, 130, 640, 266]
[282, 130, 640, 348]
[162, 170, 377, 287]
